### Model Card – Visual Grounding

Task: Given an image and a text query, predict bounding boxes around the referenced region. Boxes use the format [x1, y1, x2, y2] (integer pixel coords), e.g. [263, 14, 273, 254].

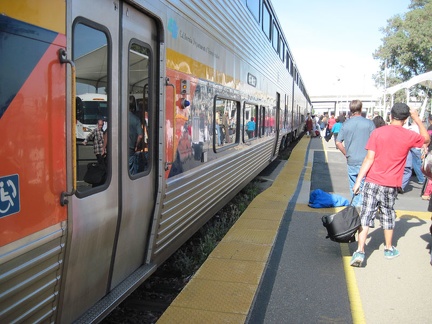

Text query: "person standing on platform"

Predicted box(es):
[400, 149, 413, 193]
[327, 113, 336, 132]
[128, 107, 144, 175]
[83, 119, 106, 166]
[305, 113, 313, 136]
[408, 122, 426, 185]
[372, 115, 386, 128]
[400, 119, 426, 193]
[350, 103, 429, 267]
[320, 114, 328, 137]
[423, 115, 432, 199]
[336, 100, 375, 206]
[246, 117, 255, 139]
[331, 117, 343, 148]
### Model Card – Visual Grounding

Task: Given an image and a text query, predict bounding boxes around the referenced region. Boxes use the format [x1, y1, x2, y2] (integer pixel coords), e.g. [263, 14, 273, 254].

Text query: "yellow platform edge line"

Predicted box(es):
[340, 244, 366, 324]
[157, 137, 310, 323]
[321, 139, 366, 324]
[295, 203, 431, 220]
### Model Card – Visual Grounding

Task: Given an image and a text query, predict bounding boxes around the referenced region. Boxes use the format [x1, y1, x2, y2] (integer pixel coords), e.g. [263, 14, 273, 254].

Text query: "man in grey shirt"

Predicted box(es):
[336, 100, 376, 206]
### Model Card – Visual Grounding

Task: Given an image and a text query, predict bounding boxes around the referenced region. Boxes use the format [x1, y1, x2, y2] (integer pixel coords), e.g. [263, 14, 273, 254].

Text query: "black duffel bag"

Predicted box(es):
[322, 198, 361, 243]
[84, 162, 106, 185]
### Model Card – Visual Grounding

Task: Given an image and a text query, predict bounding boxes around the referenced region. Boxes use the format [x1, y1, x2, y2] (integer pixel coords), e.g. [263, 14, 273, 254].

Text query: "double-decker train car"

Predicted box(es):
[0, 0, 311, 322]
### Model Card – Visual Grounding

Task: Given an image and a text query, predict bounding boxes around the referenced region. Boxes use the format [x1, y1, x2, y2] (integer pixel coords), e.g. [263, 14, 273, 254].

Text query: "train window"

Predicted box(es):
[128, 42, 151, 176]
[259, 106, 265, 137]
[272, 22, 279, 53]
[286, 53, 292, 75]
[284, 95, 289, 131]
[214, 97, 239, 149]
[286, 52, 289, 71]
[246, 0, 260, 22]
[267, 106, 276, 135]
[280, 41, 285, 61]
[73, 22, 109, 193]
[262, 3, 271, 40]
[244, 103, 258, 141]
[259, 106, 275, 137]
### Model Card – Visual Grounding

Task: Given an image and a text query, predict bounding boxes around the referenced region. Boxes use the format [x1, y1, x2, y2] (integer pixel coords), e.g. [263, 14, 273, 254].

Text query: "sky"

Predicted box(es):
[271, 0, 412, 97]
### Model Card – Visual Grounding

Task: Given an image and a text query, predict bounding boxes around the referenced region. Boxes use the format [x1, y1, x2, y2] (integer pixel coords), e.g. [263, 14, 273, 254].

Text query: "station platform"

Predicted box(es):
[157, 135, 432, 324]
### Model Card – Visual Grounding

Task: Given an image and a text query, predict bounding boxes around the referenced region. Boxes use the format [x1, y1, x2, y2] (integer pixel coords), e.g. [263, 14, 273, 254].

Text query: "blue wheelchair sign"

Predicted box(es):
[0, 174, 20, 218]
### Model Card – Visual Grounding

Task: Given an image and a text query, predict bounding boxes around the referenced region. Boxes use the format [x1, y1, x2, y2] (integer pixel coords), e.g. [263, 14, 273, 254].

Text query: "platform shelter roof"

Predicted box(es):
[386, 71, 432, 95]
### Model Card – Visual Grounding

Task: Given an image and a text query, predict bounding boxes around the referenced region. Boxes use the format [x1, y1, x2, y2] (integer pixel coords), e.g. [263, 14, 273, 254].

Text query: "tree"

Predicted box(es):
[373, 0, 432, 98]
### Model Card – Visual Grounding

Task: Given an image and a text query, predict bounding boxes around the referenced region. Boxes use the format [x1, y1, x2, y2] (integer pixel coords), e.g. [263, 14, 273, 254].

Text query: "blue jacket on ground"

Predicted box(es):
[308, 189, 349, 208]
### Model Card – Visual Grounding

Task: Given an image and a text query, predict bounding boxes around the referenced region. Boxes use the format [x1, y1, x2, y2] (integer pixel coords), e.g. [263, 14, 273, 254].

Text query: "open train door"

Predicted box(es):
[110, 1, 159, 288]
[60, 0, 159, 321]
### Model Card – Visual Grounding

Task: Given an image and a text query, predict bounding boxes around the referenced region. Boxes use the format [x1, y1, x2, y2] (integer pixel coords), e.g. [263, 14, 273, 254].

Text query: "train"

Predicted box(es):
[0, 0, 311, 322]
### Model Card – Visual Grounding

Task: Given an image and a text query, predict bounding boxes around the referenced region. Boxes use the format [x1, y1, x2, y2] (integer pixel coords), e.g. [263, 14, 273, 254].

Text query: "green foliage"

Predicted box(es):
[373, 0, 432, 97]
[171, 249, 196, 275]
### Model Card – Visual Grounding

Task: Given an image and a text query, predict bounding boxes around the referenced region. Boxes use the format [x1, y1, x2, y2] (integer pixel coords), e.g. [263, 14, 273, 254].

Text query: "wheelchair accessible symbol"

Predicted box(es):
[0, 174, 20, 218]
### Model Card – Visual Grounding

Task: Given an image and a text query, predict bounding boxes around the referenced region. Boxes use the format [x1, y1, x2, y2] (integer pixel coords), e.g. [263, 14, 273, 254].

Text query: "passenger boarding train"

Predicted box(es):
[0, 0, 311, 322]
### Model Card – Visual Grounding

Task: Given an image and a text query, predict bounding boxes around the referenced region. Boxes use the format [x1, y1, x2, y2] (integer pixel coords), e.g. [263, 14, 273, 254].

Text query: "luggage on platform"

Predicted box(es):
[321, 197, 360, 243]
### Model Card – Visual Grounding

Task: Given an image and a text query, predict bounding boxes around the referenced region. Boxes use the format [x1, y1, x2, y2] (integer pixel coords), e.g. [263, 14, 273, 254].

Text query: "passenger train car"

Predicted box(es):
[0, 0, 311, 322]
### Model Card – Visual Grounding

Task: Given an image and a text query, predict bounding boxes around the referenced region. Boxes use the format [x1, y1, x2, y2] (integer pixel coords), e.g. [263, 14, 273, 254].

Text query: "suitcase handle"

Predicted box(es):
[349, 195, 356, 206]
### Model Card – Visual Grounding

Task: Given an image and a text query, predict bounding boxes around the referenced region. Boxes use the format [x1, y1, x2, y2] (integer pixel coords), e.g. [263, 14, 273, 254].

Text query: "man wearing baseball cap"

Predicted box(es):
[350, 103, 430, 267]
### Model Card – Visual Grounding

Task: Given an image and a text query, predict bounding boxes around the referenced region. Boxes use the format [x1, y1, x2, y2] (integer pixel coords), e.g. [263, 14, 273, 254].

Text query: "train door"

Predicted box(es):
[111, 2, 157, 287]
[272, 92, 281, 157]
[61, 1, 120, 321]
[60, 1, 158, 322]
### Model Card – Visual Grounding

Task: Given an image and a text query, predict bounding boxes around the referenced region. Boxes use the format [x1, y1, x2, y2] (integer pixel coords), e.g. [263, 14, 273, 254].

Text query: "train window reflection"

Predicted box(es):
[73, 23, 109, 192]
[259, 106, 266, 137]
[262, 3, 271, 40]
[246, 0, 260, 22]
[272, 23, 279, 53]
[259, 106, 277, 136]
[244, 103, 258, 141]
[268, 106, 276, 135]
[214, 98, 238, 149]
[128, 42, 151, 176]
[280, 42, 285, 61]
[283, 96, 289, 131]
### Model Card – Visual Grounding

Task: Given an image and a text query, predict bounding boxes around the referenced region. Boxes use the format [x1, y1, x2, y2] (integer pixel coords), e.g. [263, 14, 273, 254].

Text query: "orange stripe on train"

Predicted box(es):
[0, 33, 67, 247]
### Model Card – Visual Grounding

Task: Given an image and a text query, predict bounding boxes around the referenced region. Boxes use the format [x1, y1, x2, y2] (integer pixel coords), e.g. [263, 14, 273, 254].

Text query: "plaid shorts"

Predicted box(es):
[360, 181, 398, 230]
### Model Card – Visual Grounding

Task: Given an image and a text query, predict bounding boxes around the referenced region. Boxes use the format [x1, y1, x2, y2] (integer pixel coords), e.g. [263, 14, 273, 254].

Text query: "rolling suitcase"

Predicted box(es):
[321, 197, 360, 243]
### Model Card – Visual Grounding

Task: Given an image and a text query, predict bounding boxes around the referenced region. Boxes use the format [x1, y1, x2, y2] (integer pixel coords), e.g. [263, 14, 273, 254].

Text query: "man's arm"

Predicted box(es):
[335, 127, 346, 156]
[135, 134, 143, 152]
[336, 140, 346, 156]
[83, 130, 94, 145]
[411, 108, 430, 146]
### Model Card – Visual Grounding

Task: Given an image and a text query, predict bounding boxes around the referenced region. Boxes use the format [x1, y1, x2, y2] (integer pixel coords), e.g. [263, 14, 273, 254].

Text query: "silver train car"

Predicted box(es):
[0, 0, 311, 322]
